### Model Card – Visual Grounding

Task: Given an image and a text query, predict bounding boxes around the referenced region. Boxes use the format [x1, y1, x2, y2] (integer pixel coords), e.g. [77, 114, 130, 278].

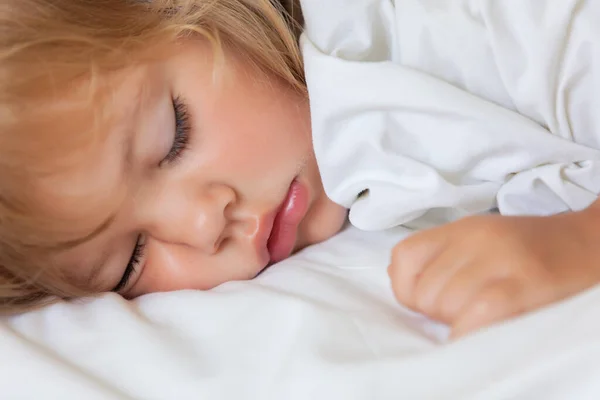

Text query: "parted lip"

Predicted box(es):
[252, 178, 308, 271]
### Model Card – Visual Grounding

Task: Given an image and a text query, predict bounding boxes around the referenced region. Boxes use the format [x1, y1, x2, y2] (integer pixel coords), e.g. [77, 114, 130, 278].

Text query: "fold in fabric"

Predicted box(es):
[301, 0, 600, 230]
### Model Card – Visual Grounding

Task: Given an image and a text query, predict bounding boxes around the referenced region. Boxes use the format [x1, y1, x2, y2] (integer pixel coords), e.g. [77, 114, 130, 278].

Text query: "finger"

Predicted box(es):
[389, 227, 450, 309]
[450, 279, 523, 339]
[412, 247, 472, 319]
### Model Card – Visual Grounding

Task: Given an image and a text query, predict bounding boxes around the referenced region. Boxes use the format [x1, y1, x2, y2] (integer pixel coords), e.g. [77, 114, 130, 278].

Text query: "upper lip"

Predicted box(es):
[252, 203, 280, 265]
[251, 179, 297, 268]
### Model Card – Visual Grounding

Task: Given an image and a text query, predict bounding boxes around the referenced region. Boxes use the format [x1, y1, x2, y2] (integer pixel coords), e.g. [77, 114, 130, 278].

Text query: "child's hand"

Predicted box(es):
[388, 207, 600, 339]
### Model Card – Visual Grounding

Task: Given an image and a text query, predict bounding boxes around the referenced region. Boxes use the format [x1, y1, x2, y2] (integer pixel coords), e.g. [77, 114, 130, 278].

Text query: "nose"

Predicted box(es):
[195, 183, 236, 253]
[157, 183, 236, 254]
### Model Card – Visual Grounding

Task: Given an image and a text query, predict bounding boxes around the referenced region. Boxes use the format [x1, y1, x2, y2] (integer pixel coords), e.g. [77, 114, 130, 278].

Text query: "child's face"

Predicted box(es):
[45, 40, 347, 297]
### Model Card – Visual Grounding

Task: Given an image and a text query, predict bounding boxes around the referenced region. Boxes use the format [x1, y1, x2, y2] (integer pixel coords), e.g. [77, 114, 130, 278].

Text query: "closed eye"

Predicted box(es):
[161, 96, 191, 165]
[113, 236, 145, 292]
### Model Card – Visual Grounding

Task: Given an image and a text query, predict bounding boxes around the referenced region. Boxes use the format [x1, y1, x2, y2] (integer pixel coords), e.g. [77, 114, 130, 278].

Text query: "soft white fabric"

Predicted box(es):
[2, 226, 600, 399]
[301, 0, 600, 230]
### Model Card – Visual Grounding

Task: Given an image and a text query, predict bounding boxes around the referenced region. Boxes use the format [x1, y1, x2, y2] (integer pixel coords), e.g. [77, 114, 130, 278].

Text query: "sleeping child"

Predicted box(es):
[1, 0, 599, 339]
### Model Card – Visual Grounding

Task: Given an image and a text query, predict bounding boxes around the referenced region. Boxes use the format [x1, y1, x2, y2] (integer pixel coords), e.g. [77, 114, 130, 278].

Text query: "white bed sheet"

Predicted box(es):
[2, 226, 600, 400]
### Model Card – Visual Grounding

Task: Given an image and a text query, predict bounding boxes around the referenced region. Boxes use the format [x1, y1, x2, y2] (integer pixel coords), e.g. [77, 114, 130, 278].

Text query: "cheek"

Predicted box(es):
[129, 243, 257, 296]
[199, 120, 309, 192]
[130, 245, 220, 295]
[305, 203, 348, 244]
[200, 90, 310, 177]
[296, 176, 348, 250]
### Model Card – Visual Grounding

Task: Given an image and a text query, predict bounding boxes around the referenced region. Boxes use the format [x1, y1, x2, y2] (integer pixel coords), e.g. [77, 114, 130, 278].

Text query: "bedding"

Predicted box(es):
[301, 0, 600, 229]
[2, 225, 600, 399]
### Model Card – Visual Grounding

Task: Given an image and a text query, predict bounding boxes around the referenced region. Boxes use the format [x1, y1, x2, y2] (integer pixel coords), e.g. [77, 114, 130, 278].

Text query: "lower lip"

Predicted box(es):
[267, 179, 309, 263]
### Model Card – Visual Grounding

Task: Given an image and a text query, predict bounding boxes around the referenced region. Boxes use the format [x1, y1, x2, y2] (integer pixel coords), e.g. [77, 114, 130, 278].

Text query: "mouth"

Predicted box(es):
[264, 178, 310, 264]
[253, 178, 310, 278]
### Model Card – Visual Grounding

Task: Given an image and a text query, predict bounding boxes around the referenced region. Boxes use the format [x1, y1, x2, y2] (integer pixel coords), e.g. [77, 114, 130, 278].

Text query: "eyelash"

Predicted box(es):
[113, 238, 145, 293]
[114, 97, 191, 293]
[161, 96, 191, 165]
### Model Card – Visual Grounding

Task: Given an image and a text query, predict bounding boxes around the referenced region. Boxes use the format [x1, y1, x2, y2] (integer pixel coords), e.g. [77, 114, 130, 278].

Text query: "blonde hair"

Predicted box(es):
[0, 0, 305, 314]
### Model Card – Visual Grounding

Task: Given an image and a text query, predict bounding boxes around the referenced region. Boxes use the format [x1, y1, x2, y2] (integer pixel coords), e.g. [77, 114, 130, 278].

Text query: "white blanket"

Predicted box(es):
[2, 226, 600, 399]
[302, 0, 600, 230]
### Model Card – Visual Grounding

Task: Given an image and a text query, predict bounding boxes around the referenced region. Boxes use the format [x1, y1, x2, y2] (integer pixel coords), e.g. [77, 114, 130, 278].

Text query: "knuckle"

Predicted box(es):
[389, 275, 402, 299]
[439, 295, 462, 322]
[413, 285, 432, 314]
[388, 263, 406, 289]
[392, 233, 431, 264]
[387, 260, 398, 277]
[470, 287, 514, 316]
[511, 257, 548, 283]
[461, 215, 507, 241]
[392, 239, 411, 260]
[390, 277, 410, 306]
[490, 262, 520, 280]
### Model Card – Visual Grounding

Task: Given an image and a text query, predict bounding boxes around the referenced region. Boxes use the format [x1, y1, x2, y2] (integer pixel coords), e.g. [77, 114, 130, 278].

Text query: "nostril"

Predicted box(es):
[212, 237, 223, 254]
[212, 236, 230, 254]
[224, 200, 235, 220]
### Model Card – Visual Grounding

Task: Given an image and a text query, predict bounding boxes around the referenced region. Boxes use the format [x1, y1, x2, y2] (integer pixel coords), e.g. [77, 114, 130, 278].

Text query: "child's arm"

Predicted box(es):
[388, 197, 600, 339]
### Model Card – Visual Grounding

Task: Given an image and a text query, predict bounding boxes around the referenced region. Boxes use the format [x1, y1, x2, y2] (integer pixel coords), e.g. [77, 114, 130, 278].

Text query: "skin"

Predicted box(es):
[44, 40, 347, 297]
